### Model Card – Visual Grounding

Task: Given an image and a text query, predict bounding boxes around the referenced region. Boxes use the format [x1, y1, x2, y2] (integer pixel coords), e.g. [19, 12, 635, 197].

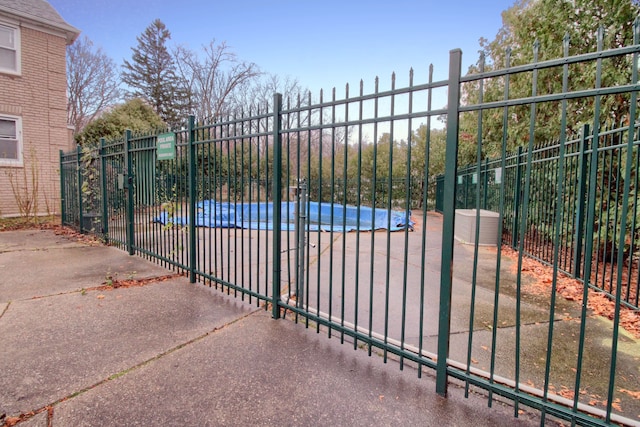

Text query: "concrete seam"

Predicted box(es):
[0, 246, 83, 255]
[0, 301, 10, 320]
[9, 274, 183, 303]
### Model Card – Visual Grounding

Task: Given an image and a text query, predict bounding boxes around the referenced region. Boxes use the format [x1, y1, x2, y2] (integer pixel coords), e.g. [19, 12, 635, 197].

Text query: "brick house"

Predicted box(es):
[0, 0, 79, 217]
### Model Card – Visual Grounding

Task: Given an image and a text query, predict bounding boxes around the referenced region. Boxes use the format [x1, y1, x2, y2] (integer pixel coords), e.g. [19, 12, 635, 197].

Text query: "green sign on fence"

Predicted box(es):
[157, 132, 176, 161]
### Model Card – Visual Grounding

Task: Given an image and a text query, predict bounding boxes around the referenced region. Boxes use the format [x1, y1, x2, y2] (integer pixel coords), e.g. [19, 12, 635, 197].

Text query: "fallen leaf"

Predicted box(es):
[97, 295, 105, 299]
[501, 247, 640, 339]
[558, 389, 575, 399]
[619, 389, 640, 400]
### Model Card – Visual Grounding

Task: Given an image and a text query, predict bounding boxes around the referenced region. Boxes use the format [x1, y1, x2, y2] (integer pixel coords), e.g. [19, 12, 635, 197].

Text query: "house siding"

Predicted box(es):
[0, 25, 71, 217]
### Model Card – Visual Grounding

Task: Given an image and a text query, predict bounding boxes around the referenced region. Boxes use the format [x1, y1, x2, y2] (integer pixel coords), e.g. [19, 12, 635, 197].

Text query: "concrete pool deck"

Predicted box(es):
[0, 227, 545, 426]
[1, 217, 639, 425]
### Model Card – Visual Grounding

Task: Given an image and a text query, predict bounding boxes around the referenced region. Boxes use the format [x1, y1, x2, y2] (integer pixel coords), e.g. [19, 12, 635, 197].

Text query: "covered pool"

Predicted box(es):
[156, 200, 414, 232]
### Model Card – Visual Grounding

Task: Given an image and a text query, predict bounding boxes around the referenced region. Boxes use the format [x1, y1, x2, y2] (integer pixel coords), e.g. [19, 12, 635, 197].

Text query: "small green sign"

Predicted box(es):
[157, 132, 176, 161]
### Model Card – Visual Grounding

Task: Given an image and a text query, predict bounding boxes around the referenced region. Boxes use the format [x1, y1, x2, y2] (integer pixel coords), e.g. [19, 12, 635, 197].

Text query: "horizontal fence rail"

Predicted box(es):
[60, 18, 640, 427]
[453, 123, 640, 311]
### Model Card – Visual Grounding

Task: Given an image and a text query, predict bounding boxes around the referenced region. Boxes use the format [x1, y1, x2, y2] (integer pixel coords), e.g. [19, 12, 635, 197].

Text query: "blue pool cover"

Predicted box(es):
[156, 200, 414, 232]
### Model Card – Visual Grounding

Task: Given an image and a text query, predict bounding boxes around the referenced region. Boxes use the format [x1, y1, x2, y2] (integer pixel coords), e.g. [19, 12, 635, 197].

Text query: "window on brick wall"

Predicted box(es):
[0, 22, 20, 75]
[0, 115, 22, 166]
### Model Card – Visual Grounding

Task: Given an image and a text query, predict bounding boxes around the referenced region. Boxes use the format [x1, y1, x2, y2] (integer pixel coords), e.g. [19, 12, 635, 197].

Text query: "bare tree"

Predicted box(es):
[234, 73, 303, 110]
[234, 73, 309, 151]
[67, 36, 121, 134]
[173, 40, 261, 121]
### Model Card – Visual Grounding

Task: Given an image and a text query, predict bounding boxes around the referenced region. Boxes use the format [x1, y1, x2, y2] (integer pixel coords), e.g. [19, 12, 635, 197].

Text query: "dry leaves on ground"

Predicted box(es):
[619, 388, 640, 400]
[502, 247, 640, 339]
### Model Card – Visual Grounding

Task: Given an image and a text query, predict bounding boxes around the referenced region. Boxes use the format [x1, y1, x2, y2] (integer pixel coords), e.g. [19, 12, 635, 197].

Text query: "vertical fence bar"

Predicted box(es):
[368, 81, 379, 353]
[59, 150, 66, 225]
[605, 17, 639, 423]
[399, 69, 414, 370]
[240, 114, 246, 300]
[488, 47, 511, 407]
[573, 127, 589, 278]
[340, 84, 350, 342]
[225, 118, 232, 291]
[541, 33, 571, 424]
[76, 145, 84, 233]
[354, 80, 365, 346]
[383, 74, 396, 360]
[125, 129, 134, 255]
[629, 129, 640, 307]
[304, 93, 313, 321]
[328, 87, 336, 338]
[297, 180, 307, 309]
[100, 138, 108, 240]
[418, 64, 434, 377]
[573, 123, 594, 419]
[436, 48, 462, 397]
[483, 158, 489, 209]
[213, 122, 221, 289]
[465, 52, 485, 398]
[513, 38, 539, 417]
[272, 93, 283, 319]
[315, 90, 324, 334]
[511, 146, 523, 248]
[188, 115, 197, 283]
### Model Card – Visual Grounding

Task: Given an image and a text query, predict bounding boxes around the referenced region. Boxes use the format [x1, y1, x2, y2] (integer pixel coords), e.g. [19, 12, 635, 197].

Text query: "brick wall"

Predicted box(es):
[0, 26, 70, 217]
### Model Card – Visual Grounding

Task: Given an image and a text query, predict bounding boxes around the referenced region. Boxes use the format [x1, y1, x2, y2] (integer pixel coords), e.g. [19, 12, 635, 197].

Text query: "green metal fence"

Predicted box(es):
[61, 19, 640, 427]
[451, 123, 640, 311]
[60, 148, 80, 229]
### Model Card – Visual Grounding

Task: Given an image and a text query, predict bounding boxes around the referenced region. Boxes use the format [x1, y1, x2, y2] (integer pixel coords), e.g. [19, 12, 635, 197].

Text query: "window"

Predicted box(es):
[0, 23, 20, 75]
[0, 116, 22, 166]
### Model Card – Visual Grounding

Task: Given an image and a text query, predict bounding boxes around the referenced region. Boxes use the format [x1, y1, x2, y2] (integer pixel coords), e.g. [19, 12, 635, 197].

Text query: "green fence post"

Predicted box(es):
[512, 146, 523, 248]
[125, 129, 134, 255]
[573, 125, 590, 278]
[272, 93, 283, 319]
[100, 138, 109, 241]
[59, 150, 66, 225]
[436, 49, 462, 397]
[77, 145, 84, 233]
[188, 115, 197, 283]
[605, 19, 639, 423]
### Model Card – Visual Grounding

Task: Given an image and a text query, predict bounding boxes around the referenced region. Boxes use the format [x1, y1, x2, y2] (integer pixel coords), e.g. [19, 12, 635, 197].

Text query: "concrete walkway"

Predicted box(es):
[0, 228, 545, 426]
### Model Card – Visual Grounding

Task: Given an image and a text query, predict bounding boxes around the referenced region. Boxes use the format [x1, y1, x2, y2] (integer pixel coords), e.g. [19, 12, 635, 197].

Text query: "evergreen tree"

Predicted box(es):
[122, 19, 188, 127]
[459, 0, 640, 162]
[76, 98, 165, 144]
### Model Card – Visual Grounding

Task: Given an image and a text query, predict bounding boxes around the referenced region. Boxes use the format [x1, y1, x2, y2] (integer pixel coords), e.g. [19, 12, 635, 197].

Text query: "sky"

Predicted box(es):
[49, 0, 516, 109]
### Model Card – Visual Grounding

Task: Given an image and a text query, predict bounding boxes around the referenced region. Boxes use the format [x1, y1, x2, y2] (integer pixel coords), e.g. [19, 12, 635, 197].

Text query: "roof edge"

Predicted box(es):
[0, 5, 80, 45]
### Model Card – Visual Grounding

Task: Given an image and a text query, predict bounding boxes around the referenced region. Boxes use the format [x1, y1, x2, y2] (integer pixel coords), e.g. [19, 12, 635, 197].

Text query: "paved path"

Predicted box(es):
[0, 228, 545, 426]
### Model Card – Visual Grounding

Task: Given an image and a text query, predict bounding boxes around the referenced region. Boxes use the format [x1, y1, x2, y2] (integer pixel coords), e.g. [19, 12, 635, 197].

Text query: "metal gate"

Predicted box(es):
[61, 22, 640, 426]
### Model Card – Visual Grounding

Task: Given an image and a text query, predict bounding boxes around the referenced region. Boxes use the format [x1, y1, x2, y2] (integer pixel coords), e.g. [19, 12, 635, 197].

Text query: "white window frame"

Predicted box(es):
[0, 115, 23, 167]
[0, 21, 21, 76]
